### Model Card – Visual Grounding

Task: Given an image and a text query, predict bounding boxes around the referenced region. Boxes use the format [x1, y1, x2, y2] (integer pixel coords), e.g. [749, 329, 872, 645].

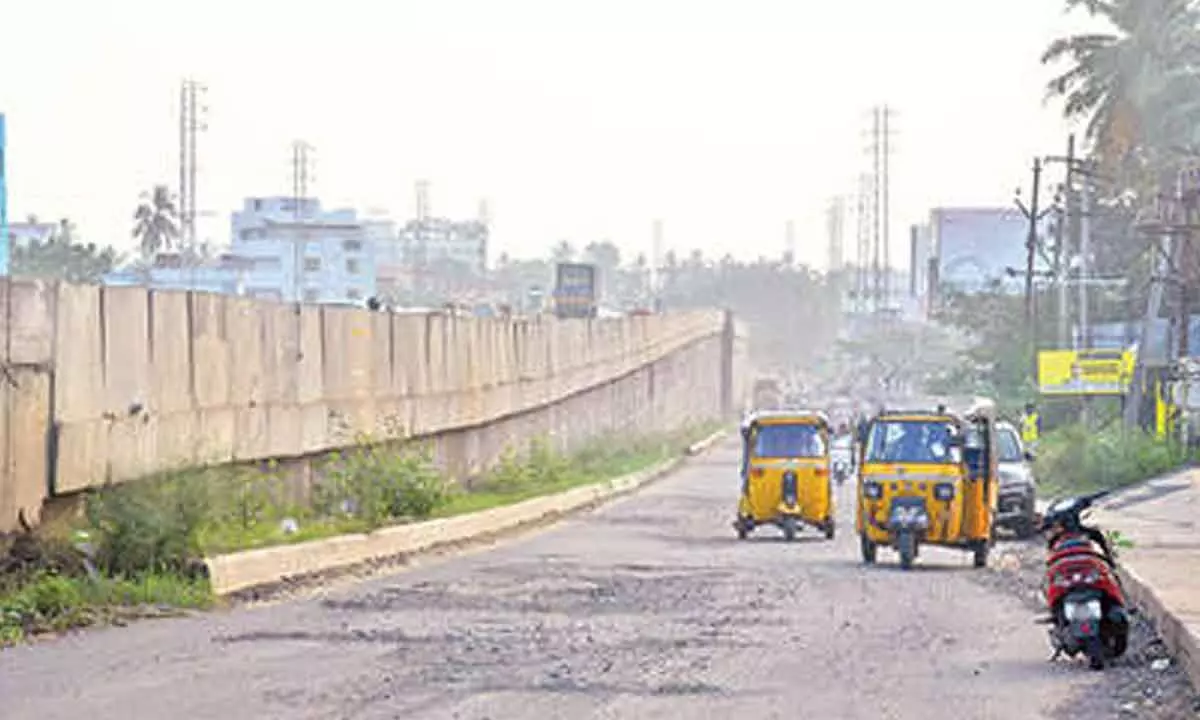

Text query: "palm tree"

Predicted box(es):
[1041, 0, 1200, 163]
[132, 185, 180, 259]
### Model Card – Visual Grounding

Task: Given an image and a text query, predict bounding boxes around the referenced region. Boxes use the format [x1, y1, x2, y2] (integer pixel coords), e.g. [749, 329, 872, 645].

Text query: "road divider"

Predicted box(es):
[205, 428, 729, 596]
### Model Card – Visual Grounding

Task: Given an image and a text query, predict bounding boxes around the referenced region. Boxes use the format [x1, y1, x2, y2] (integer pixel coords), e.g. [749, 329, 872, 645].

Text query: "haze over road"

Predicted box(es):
[1, 442, 1096, 719]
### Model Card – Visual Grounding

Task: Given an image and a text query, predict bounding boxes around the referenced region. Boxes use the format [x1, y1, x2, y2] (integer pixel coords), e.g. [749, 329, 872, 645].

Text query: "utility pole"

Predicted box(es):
[826, 196, 845, 273]
[871, 107, 882, 313]
[1079, 171, 1092, 349]
[0, 113, 8, 277]
[1058, 135, 1075, 349]
[881, 105, 891, 305]
[1023, 158, 1042, 325]
[178, 79, 208, 251]
[855, 173, 871, 313]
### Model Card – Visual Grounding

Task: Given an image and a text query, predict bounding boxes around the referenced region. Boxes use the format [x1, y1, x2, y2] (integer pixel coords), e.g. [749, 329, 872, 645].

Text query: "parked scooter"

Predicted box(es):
[1038, 491, 1130, 670]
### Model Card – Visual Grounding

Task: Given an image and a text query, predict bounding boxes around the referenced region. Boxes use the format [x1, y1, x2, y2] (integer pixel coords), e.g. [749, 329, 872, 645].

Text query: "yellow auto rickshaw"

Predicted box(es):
[855, 400, 998, 569]
[734, 410, 835, 541]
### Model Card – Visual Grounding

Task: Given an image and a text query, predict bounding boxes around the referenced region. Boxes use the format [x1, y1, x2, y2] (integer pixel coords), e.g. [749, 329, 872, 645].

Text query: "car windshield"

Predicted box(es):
[864, 419, 961, 465]
[997, 428, 1023, 463]
[752, 423, 826, 458]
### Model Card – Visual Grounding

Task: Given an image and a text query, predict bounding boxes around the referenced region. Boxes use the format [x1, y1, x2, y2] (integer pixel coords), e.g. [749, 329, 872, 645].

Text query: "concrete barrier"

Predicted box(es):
[0, 277, 753, 531]
[204, 428, 728, 596]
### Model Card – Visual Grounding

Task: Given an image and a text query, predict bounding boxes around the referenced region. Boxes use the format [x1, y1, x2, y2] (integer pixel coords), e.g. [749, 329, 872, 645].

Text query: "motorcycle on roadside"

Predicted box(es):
[1037, 490, 1130, 670]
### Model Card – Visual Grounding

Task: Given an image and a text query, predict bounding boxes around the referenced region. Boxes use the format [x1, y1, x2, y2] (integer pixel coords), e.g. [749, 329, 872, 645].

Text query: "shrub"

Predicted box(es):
[315, 436, 448, 528]
[84, 470, 215, 576]
[1037, 422, 1189, 496]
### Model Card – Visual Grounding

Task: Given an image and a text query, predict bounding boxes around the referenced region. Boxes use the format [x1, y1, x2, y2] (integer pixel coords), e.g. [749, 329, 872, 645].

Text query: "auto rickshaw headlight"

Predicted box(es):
[863, 482, 883, 499]
[934, 483, 955, 501]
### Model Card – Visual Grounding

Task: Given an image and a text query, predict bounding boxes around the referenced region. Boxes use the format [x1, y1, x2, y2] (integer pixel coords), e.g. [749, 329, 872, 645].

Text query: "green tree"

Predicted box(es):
[927, 283, 1036, 408]
[1041, 0, 1200, 167]
[132, 185, 180, 259]
[11, 218, 119, 283]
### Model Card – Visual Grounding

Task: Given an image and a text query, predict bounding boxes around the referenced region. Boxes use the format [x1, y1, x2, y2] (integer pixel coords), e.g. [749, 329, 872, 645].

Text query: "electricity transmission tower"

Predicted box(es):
[289, 140, 315, 219]
[866, 104, 895, 313]
[288, 140, 316, 302]
[826, 196, 845, 273]
[178, 79, 208, 249]
[855, 173, 872, 313]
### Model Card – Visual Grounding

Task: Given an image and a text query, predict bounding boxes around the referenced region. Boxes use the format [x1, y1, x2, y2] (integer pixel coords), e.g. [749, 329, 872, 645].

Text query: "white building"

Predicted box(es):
[397, 217, 488, 275]
[5, 220, 57, 248]
[230, 197, 377, 303]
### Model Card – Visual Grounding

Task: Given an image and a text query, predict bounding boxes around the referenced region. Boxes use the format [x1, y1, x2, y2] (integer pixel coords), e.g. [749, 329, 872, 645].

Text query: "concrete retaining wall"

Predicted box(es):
[0, 279, 749, 531]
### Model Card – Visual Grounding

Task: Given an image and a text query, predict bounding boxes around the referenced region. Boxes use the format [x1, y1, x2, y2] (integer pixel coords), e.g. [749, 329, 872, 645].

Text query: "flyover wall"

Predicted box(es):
[0, 280, 749, 531]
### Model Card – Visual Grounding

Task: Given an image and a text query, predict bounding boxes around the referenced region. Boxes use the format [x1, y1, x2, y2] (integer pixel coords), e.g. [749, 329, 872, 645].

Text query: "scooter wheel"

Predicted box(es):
[1086, 637, 1106, 670]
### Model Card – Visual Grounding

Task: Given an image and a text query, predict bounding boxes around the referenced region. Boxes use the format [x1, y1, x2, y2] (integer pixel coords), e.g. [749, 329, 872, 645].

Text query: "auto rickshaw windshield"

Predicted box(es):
[752, 423, 826, 458]
[864, 420, 961, 465]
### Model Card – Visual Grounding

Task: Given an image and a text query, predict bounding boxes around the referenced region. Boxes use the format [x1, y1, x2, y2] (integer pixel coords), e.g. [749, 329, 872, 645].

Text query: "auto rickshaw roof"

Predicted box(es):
[745, 409, 830, 426]
[874, 398, 997, 424]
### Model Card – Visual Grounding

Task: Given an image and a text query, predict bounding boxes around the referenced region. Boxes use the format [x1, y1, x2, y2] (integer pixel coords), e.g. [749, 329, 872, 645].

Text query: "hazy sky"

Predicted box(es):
[2, 0, 1087, 267]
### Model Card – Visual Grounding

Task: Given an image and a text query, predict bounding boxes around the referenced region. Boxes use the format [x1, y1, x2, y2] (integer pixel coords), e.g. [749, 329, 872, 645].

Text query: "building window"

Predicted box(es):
[346, 288, 362, 300]
[303, 288, 319, 302]
[343, 239, 363, 252]
[303, 257, 321, 272]
[346, 258, 360, 275]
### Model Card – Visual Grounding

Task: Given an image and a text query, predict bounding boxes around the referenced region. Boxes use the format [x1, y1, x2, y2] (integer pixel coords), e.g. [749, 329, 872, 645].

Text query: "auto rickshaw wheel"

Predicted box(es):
[823, 520, 835, 540]
[781, 516, 798, 541]
[972, 541, 989, 568]
[735, 517, 751, 540]
[897, 532, 916, 570]
[859, 534, 876, 564]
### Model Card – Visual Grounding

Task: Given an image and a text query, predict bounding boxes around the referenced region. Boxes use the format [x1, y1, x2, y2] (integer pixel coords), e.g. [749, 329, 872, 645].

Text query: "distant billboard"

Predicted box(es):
[1038, 348, 1136, 396]
[931, 207, 1046, 294]
[553, 262, 597, 319]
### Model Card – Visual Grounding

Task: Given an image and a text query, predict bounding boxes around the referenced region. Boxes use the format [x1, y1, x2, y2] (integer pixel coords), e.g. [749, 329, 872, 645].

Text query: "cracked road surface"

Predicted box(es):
[2, 442, 1100, 719]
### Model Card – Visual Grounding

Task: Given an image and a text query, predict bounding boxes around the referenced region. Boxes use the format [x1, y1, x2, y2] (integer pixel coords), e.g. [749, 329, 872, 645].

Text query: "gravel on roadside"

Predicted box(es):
[979, 538, 1200, 719]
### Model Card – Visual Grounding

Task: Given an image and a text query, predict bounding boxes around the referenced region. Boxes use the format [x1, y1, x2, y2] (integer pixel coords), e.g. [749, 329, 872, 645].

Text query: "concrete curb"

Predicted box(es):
[1116, 562, 1200, 689]
[204, 428, 728, 596]
[1038, 498, 1200, 688]
[686, 428, 729, 456]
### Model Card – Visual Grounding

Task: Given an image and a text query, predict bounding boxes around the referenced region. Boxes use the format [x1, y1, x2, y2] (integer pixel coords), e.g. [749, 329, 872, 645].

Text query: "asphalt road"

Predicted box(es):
[1, 442, 1101, 719]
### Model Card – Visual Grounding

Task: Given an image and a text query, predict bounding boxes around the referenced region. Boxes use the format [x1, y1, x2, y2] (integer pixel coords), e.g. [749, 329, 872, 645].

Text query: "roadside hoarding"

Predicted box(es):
[929, 207, 1048, 295]
[553, 262, 597, 319]
[1038, 348, 1136, 396]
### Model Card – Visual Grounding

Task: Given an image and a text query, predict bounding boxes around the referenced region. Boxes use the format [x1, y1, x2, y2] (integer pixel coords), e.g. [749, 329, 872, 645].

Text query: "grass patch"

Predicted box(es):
[1036, 421, 1192, 497]
[0, 421, 722, 645]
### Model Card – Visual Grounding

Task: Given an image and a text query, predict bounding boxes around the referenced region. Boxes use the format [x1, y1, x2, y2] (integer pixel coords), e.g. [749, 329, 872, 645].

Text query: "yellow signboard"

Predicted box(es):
[1038, 349, 1136, 396]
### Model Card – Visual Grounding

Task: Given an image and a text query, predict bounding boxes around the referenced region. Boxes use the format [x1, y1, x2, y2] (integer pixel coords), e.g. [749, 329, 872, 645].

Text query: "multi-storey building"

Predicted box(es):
[230, 197, 376, 303]
[397, 217, 488, 276]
